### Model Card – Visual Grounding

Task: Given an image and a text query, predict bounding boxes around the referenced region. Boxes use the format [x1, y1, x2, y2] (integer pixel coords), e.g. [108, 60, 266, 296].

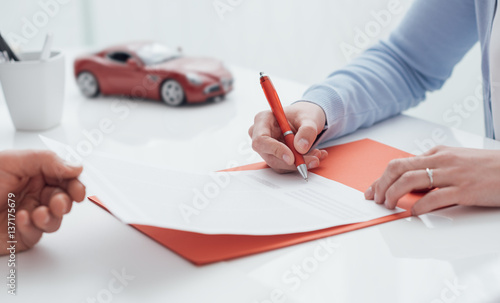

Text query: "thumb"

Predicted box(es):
[14, 150, 83, 180]
[294, 120, 321, 154]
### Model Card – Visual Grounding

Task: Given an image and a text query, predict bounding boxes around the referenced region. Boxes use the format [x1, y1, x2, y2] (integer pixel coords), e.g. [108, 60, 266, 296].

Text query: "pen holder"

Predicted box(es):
[0, 51, 65, 131]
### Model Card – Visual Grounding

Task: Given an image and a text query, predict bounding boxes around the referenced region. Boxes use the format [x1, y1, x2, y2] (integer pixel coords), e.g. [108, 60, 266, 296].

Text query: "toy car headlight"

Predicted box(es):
[186, 73, 203, 86]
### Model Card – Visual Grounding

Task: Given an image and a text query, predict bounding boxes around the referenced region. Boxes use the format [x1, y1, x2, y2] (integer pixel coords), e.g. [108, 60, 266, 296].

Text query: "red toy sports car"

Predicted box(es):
[74, 42, 233, 106]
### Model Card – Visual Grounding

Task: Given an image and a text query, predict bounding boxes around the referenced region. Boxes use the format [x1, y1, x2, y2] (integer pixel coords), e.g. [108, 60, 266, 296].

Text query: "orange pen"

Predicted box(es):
[259, 72, 308, 181]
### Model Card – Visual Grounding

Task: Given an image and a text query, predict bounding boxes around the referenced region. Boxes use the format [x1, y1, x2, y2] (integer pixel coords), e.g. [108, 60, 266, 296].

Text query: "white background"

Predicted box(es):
[0, 0, 485, 136]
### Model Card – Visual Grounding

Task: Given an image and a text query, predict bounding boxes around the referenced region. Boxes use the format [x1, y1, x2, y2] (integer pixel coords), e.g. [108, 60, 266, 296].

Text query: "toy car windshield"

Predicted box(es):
[137, 43, 181, 65]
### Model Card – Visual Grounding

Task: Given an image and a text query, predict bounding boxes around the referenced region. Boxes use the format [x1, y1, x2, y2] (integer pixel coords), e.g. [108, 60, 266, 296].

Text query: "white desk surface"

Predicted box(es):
[1, 52, 500, 303]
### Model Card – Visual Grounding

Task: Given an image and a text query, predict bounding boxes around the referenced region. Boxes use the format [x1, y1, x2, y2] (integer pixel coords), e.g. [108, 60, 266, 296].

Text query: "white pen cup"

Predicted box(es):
[0, 51, 65, 131]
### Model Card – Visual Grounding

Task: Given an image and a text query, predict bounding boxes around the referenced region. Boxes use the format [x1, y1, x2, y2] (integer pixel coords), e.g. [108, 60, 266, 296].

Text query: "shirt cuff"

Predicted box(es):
[293, 84, 347, 149]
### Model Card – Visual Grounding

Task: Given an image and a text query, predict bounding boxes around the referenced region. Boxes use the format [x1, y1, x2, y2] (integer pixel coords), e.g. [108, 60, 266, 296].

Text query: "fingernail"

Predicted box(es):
[364, 187, 373, 199]
[64, 160, 82, 168]
[308, 160, 319, 169]
[299, 138, 309, 151]
[282, 154, 291, 165]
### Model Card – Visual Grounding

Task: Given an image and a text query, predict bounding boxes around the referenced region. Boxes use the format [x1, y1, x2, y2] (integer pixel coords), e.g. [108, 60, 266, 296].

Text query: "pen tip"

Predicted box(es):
[297, 164, 308, 182]
[259, 72, 264, 77]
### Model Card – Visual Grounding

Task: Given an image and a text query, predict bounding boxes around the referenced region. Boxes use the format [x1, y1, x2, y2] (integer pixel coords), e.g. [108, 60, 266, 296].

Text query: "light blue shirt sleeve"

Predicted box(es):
[303, 0, 479, 143]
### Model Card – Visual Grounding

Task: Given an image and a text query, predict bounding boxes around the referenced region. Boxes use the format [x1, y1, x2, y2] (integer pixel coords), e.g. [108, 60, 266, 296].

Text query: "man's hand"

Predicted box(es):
[364, 145, 500, 215]
[248, 102, 328, 173]
[0, 150, 85, 255]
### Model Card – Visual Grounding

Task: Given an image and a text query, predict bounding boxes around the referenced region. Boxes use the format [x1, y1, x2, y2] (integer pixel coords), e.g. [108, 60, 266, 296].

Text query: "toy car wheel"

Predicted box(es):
[161, 79, 185, 106]
[213, 95, 224, 103]
[77, 72, 100, 98]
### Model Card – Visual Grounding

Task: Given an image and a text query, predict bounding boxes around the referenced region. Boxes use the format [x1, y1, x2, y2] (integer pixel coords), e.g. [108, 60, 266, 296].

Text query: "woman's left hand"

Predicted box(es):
[364, 145, 500, 215]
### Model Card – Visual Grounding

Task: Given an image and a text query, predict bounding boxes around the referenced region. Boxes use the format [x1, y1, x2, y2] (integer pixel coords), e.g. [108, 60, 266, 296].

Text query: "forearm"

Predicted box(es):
[302, 0, 478, 143]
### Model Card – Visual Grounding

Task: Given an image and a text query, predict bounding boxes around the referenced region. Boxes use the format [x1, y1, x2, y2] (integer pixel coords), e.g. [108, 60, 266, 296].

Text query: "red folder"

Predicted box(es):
[88, 139, 422, 265]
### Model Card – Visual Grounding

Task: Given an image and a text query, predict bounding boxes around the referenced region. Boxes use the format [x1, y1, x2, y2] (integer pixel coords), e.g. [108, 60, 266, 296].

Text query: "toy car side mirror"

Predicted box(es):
[127, 58, 140, 69]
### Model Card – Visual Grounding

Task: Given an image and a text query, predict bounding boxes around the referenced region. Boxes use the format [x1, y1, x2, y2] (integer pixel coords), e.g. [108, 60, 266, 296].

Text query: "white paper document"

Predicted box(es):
[42, 136, 405, 235]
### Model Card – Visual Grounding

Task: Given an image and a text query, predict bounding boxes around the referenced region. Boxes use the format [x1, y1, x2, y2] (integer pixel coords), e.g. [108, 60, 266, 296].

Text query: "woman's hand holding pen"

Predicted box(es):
[248, 101, 329, 173]
[250, 104, 500, 215]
